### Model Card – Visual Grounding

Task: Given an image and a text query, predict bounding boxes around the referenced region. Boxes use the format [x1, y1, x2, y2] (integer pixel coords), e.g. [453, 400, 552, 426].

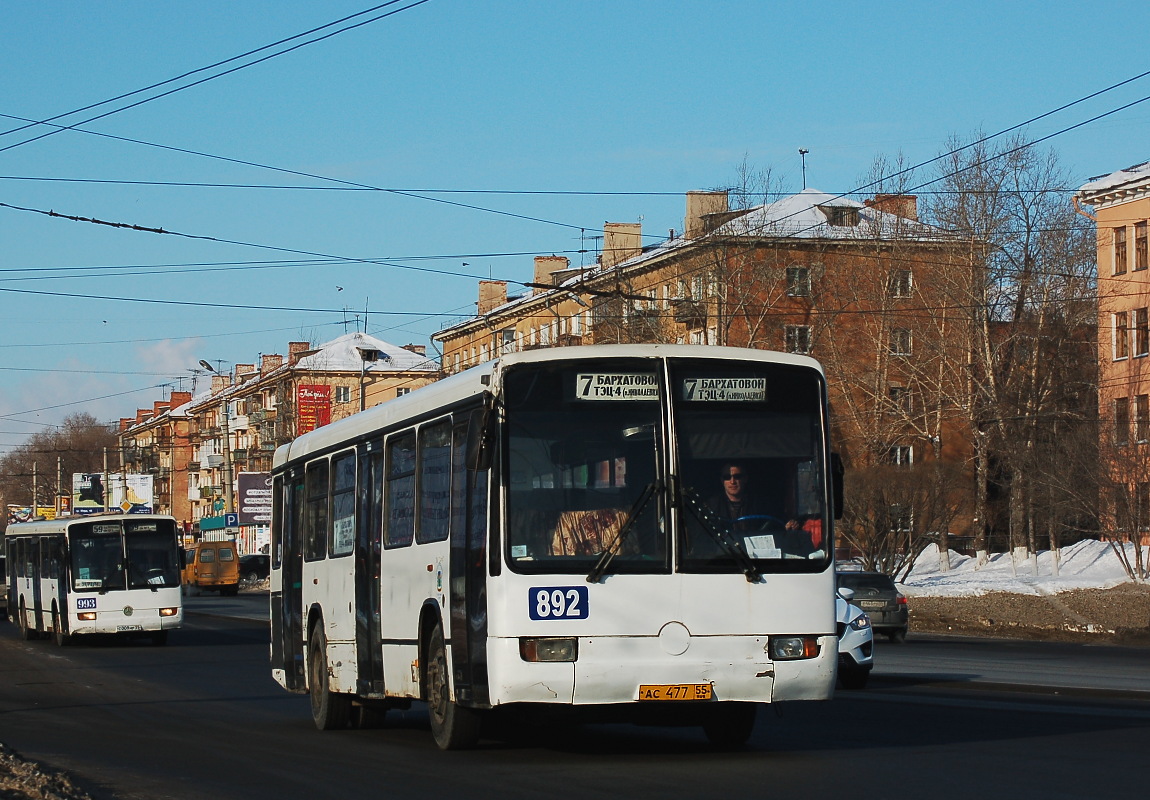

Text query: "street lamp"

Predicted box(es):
[198, 360, 235, 515]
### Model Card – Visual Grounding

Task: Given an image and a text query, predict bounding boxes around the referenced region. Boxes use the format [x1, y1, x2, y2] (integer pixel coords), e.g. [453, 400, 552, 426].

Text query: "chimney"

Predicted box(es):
[288, 341, 311, 364]
[602, 222, 642, 268]
[402, 343, 427, 356]
[136, 408, 152, 424]
[532, 255, 570, 294]
[865, 194, 918, 221]
[210, 374, 231, 392]
[261, 354, 284, 374]
[169, 391, 192, 408]
[478, 280, 508, 315]
[235, 363, 257, 380]
[685, 190, 730, 239]
[153, 400, 171, 417]
[119, 418, 135, 433]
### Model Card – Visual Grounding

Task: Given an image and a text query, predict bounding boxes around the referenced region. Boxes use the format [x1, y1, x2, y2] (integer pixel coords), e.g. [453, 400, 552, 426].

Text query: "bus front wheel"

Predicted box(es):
[702, 703, 757, 749]
[308, 626, 351, 730]
[51, 605, 70, 647]
[426, 624, 480, 750]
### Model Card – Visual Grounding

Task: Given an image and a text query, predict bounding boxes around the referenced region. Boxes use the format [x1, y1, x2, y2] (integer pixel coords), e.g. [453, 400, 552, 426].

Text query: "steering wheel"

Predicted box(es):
[733, 514, 786, 532]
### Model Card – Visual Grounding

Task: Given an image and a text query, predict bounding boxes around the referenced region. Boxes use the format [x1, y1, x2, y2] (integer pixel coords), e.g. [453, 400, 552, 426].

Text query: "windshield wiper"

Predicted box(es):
[587, 480, 662, 583]
[679, 486, 761, 583]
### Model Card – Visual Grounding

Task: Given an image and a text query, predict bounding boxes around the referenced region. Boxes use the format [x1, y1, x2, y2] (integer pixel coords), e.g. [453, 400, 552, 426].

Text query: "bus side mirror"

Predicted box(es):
[466, 403, 495, 472]
[831, 452, 844, 520]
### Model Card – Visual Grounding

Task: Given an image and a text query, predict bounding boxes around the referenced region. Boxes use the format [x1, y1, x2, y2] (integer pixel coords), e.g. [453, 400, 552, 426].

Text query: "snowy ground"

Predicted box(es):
[900, 540, 1148, 597]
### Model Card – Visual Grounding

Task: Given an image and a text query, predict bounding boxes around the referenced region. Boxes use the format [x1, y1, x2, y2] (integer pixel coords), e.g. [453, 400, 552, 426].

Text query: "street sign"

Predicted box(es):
[224, 512, 239, 527]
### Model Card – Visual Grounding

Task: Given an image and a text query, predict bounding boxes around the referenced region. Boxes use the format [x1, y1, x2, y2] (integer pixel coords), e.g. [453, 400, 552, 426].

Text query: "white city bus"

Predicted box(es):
[4, 513, 183, 646]
[270, 344, 842, 749]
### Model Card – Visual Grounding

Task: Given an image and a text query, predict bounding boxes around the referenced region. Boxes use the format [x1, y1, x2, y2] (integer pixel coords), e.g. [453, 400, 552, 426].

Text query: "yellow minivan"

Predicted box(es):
[183, 540, 240, 596]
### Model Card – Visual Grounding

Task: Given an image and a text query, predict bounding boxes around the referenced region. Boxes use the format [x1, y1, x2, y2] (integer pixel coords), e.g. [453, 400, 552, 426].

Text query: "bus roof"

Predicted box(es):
[273, 344, 824, 470]
[4, 513, 179, 538]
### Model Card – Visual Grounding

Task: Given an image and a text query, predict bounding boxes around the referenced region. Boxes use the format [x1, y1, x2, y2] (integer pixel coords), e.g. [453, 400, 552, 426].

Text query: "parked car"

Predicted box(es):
[836, 591, 873, 690]
[836, 569, 908, 642]
[238, 553, 270, 584]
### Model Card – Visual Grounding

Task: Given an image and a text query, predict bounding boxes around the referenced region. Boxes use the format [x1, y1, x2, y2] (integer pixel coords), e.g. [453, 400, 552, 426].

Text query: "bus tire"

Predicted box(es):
[426, 623, 480, 750]
[702, 703, 757, 749]
[308, 626, 351, 730]
[51, 605, 70, 647]
[18, 600, 36, 641]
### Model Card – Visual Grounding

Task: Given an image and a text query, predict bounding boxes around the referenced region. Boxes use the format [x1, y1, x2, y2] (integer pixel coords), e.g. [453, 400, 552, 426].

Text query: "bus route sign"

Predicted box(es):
[680, 377, 766, 402]
[575, 373, 659, 401]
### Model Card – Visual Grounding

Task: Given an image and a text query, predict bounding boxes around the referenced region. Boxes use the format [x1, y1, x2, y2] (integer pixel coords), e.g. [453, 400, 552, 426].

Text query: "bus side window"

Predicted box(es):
[304, 460, 329, 561]
[417, 421, 452, 544]
[385, 432, 416, 548]
[331, 451, 356, 558]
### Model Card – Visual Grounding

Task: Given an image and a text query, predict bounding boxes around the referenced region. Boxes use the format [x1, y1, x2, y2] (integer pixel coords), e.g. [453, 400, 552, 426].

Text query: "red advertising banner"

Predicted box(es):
[297, 384, 332, 434]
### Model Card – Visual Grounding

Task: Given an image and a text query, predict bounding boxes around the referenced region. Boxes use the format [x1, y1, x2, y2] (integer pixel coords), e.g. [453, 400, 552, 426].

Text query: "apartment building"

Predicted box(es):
[120, 332, 440, 544]
[1077, 161, 1150, 538]
[434, 188, 976, 540]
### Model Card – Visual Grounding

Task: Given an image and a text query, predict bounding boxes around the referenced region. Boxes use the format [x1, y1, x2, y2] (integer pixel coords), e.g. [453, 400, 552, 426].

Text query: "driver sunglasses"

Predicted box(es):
[722, 472, 745, 482]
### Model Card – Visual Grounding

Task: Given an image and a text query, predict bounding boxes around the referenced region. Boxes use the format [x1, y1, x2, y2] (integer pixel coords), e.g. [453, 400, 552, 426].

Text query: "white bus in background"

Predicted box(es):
[270, 344, 842, 749]
[4, 514, 183, 646]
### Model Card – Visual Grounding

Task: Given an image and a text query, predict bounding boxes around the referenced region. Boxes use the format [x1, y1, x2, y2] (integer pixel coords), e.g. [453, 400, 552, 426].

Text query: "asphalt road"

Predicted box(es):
[0, 594, 1147, 800]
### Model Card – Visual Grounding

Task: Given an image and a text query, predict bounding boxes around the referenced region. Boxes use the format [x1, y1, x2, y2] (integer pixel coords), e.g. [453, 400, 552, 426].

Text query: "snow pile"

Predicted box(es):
[900, 539, 1147, 597]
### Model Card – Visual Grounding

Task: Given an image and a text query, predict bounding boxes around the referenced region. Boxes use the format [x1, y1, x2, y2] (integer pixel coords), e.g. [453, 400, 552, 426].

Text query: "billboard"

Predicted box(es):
[237, 472, 273, 526]
[297, 384, 332, 434]
[72, 473, 154, 515]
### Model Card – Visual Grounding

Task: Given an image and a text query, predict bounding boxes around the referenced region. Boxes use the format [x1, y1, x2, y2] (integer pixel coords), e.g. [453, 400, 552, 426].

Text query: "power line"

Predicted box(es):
[0, 1, 430, 149]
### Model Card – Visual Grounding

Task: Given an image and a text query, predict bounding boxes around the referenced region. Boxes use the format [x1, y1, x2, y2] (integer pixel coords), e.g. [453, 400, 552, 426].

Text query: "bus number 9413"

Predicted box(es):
[529, 586, 589, 620]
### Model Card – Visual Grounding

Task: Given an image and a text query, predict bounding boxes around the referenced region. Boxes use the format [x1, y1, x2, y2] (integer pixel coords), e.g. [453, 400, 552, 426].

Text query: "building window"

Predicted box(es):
[785, 325, 812, 354]
[1137, 308, 1149, 357]
[396, 387, 411, 397]
[785, 266, 811, 297]
[888, 269, 913, 298]
[334, 385, 351, 404]
[1136, 222, 1148, 271]
[1114, 226, 1128, 274]
[888, 504, 913, 532]
[822, 205, 860, 227]
[1137, 395, 1149, 443]
[883, 445, 913, 466]
[887, 385, 913, 414]
[890, 328, 912, 356]
[1116, 397, 1130, 446]
[1115, 311, 1130, 360]
[1137, 482, 1150, 531]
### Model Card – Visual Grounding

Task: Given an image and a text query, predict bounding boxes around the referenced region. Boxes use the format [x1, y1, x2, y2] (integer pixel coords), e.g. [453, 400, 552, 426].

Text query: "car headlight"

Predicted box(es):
[849, 615, 871, 631]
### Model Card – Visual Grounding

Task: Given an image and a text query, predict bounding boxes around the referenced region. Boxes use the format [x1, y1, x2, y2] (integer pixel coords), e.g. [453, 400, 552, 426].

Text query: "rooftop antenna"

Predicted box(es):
[799, 149, 809, 190]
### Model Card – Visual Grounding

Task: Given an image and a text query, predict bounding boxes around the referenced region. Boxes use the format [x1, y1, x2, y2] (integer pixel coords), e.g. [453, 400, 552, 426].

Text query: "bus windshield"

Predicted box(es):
[501, 356, 831, 576]
[670, 359, 831, 574]
[70, 522, 127, 590]
[125, 520, 182, 588]
[502, 359, 667, 574]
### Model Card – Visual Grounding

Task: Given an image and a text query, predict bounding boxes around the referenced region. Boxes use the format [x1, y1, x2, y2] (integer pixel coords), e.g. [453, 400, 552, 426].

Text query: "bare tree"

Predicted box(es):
[0, 413, 119, 527]
[923, 133, 1096, 566]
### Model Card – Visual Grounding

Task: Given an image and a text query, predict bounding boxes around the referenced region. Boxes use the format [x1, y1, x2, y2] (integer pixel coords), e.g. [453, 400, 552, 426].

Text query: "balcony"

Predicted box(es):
[186, 461, 200, 472]
[671, 299, 706, 328]
[205, 454, 225, 468]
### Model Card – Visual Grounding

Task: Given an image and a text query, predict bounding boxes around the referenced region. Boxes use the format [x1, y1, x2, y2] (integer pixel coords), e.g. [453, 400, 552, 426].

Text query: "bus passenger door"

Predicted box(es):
[272, 473, 306, 691]
[355, 446, 385, 696]
[448, 413, 491, 707]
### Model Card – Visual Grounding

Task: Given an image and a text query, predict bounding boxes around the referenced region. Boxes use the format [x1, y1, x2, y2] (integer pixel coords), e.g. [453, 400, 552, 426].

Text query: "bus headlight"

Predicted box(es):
[77, 612, 97, 621]
[159, 607, 179, 617]
[519, 637, 578, 662]
[768, 635, 821, 660]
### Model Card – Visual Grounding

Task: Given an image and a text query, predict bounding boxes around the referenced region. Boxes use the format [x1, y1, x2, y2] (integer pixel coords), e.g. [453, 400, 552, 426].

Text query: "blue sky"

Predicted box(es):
[2, 0, 1149, 444]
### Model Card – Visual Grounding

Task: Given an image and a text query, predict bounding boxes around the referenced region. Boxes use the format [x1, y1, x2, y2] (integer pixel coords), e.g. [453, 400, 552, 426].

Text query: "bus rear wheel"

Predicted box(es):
[426, 624, 480, 750]
[308, 626, 351, 730]
[18, 600, 36, 641]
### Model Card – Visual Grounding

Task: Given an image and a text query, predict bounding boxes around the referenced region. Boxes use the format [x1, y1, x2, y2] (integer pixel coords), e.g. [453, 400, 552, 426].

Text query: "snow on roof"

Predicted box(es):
[1077, 161, 1150, 198]
[709, 188, 950, 241]
[293, 332, 437, 373]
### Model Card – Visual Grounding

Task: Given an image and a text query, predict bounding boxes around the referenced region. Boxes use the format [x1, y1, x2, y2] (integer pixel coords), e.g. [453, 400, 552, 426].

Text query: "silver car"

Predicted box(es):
[836, 592, 873, 690]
